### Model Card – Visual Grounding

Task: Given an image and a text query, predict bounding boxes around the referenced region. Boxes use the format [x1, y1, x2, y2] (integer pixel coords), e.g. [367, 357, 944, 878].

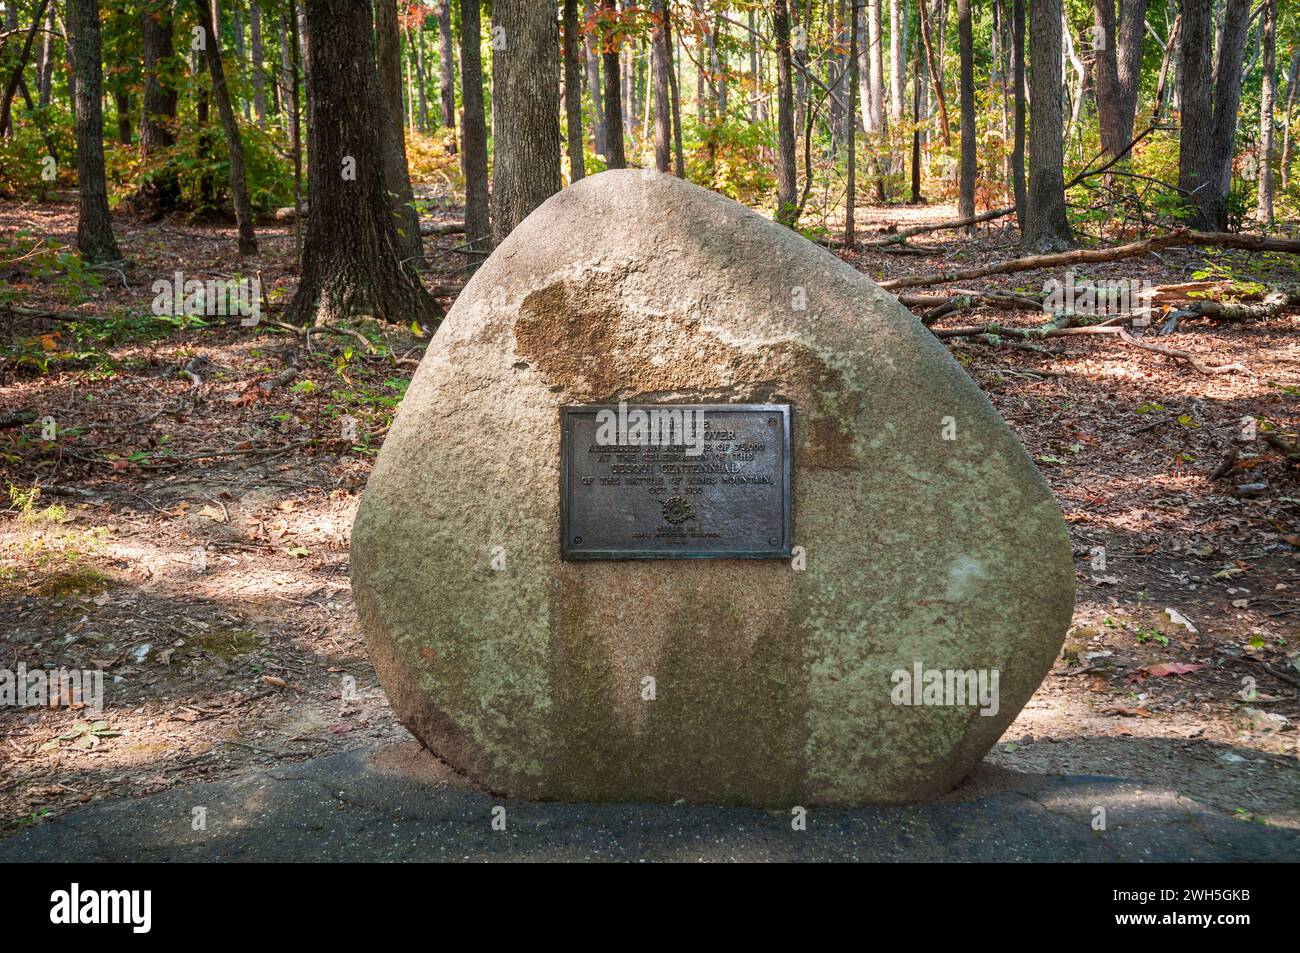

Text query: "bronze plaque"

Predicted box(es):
[560, 404, 792, 560]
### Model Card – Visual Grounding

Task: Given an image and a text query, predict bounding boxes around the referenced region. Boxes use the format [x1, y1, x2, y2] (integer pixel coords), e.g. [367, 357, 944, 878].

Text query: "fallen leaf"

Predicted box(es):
[1141, 662, 1206, 677]
[261, 674, 287, 688]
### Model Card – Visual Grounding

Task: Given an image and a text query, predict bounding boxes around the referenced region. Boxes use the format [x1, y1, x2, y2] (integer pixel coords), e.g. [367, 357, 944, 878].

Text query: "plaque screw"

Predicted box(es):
[768, 538, 778, 546]
[768, 418, 777, 426]
[573, 536, 582, 544]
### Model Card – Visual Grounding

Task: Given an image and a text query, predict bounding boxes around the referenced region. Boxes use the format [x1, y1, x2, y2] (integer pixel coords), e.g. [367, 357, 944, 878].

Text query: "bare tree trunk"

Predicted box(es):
[38, 5, 55, 107]
[912, 30, 922, 202]
[194, 0, 257, 255]
[1022, 0, 1071, 250]
[584, 0, 606, 157]
[920, 0, 949, 144]
[278, 9, 292, 130]
[565, 0, 587, 180]
[283, 0, 436, 326]
[1281, 46, 1300, 191]
[867, 0, 884, 130]
[1256, 0, 1275, 225]
[650, 0, 671, 172]
[957, 0, 976, 229]
[375, 0, 423, 263]
[847, 0, 859, 244]
[490, 0, 560, 244]
[68, 0, 121, 263]
[666, 3, 684, 175]
[1091, 0, 1125, 157]
[415, 15, 428, 133]
[1204, 0, 1251, 230]
[437, 0, 456, 149]
[1114, 0, 1147, 141]
[602, 0, 627, 166]
[245, 2, 265, 123]
[889, 0, 904, 121]
[775, 0, 798, 225]
[1011, 0, 1027, 225]
[460, 0, 489, 264]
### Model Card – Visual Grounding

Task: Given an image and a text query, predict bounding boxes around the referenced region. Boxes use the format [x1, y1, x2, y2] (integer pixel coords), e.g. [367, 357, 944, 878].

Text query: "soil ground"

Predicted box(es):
[2, 196, 1297, 842]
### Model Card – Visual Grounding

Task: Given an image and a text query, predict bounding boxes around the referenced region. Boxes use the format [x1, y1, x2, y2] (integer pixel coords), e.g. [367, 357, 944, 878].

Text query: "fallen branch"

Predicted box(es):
[932, 321, 1248, 374]
[880, 229, 1300, 291]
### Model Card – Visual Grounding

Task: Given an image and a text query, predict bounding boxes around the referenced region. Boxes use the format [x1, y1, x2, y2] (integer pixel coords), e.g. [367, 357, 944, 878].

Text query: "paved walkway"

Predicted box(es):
[2, 746, 1295, 862]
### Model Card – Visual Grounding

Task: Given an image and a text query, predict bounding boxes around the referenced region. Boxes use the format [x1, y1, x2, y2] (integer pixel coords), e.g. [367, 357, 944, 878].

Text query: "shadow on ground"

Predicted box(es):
[1, 743, 1295, 862]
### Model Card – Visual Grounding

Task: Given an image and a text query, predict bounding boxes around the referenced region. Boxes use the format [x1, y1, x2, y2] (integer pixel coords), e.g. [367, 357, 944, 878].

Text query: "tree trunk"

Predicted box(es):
[584, 0, 606, 157]
[437, 0, 456, 149]
[650, 0, 671, 173]
[602, 0, 626, 167]
[1022, 0, 1071, 250]
[415, 15, 428, 133]
[38, 5, 55, 107]
[847, 0, 859, 244]
[491, 0, 562, 244]
[114, 89, 132, 143]
[1114, 0, 1147, 142]
[889, 0, 904, 121]
[68, 0, 121, 263]
[249, 0, 265, 121]
[1091, 0, 1126, 157]
[920, 0, 949, 144]
[1280, 46, 1299, 191]
[460, 0, 489, 264]
[1011, 0, 1027, 224]
[565, 0, 587, 180]
[774, 0, 798, 225]
[1204, 0, 1251, 230]
[1255, 0, 1274, 225]
[665, 2, 684, 176]
[867, 0, 884, 130]
[283, 0, 436, 326]
[195, 0, 257, 255]
[374, 0, 423, 264]
[957, 0, 976, 229]
[1177, 0, 1213, 227]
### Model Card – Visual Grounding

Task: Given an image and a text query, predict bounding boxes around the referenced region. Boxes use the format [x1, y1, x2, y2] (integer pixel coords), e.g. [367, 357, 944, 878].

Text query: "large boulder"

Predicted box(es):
[351, 169, 1074, 806]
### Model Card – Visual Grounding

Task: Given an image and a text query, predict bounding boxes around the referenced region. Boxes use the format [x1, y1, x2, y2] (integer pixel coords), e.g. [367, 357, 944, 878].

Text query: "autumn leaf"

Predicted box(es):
[1141, 662, 1206, 677]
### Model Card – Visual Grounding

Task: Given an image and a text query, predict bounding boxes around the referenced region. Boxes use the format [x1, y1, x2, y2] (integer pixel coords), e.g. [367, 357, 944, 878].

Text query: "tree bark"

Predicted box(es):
[437, 0, 456, 148]
[1011, 0, 1027, 224]
[565, 0, 586, 180]
[1114, 0, 1147, 142]
[68, 0, 121, 263]
[1022, 0, 1071, 250]
[665, 2, 684, 176]
[867, 0, 884, 130]
[283, 0, 437, 326]
[650, 0, 670, 173]
[602, 0, 626, 167]
[1177, 0, 1213, 226]
[920, 0, 949, 144]
[374, 0, 423, 264]
[249, 0, 265, 122]
[460, 0, 489, 264]
[774, 0, 798, 225]
[194, 0, 257, 255]
[847, 0, 859, 244]
[1281, 46, 1299, 191]
[490, 0, 561, 244]
[889, 0, 904, 121]
[1091, 0, 1126, 157]
[957, 0, 976, 229]
[1255, 0, 1275, 225]
[584, 0, 606, 157]
[1204, 0, 1251, 230]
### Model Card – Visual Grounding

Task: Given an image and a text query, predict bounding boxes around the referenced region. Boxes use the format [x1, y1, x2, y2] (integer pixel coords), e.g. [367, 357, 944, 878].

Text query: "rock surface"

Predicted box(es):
[351, 169, 1075, 805]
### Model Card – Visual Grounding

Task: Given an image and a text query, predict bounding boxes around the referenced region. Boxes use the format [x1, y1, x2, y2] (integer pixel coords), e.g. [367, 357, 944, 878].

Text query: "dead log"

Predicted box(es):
[880, 229, 1300, 291]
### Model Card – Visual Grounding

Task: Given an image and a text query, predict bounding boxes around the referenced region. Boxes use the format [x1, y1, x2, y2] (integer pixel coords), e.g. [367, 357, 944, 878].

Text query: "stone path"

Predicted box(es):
[2, 746, 1295, 862]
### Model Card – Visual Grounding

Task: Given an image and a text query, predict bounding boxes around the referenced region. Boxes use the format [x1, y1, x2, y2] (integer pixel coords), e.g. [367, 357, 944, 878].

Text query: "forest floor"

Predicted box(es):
[1, 195, 1298, 840]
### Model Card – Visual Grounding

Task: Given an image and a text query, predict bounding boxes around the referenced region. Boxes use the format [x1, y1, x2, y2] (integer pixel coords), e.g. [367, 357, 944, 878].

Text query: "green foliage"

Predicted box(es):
[0, 118, 72, 199]
[685, 116, 776, 205]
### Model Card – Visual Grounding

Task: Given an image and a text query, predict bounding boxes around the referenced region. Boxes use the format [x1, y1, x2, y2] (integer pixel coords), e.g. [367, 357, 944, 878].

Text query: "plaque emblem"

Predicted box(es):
[661, 496, 695, 525]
